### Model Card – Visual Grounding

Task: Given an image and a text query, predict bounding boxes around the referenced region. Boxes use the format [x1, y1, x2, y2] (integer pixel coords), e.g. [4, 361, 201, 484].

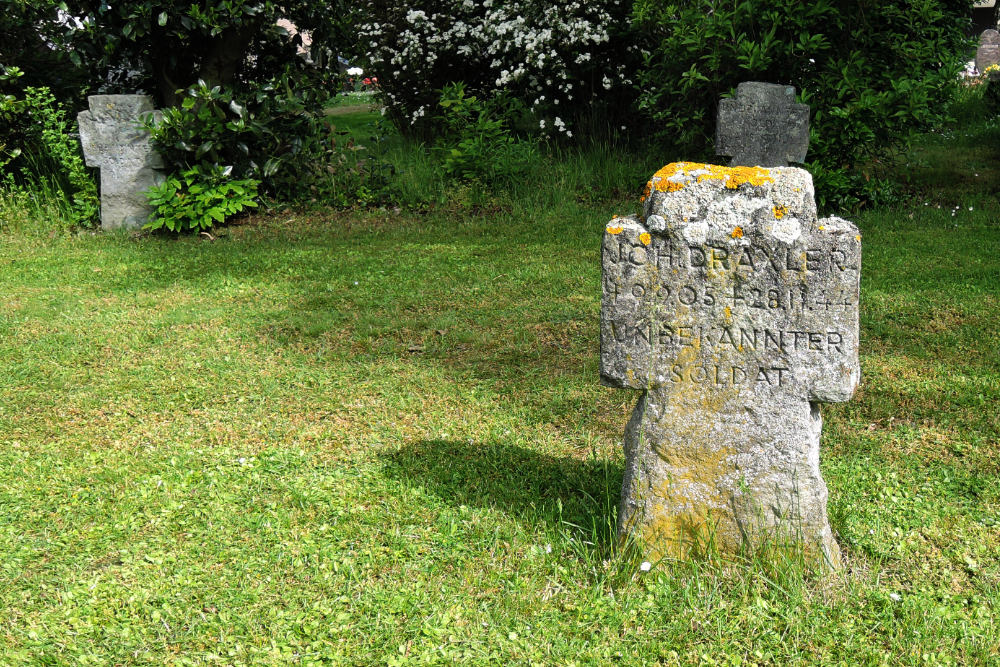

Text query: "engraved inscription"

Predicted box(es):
[606, 238, 858, 274]
[600, 213, 860, 395]
[667, 363, 790, 386]
[607, 322, 846, 354]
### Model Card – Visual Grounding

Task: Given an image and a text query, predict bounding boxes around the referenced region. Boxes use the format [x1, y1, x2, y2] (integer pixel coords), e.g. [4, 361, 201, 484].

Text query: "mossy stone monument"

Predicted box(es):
[601, 162, 860, 566]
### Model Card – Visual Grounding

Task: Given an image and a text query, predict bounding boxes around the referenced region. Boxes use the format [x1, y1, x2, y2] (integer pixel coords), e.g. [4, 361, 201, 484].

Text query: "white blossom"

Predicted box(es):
[360, 0, 625, 137]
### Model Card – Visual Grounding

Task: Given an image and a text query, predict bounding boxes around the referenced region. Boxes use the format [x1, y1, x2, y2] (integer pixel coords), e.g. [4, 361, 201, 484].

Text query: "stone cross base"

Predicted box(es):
[619, 390, 840, 566]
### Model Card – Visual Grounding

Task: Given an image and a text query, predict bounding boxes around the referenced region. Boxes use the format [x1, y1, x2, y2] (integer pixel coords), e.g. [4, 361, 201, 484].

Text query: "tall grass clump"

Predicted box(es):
[0, 183, 81, 235]
[330, 99, 657, 217]
[0, 66, 99, 231]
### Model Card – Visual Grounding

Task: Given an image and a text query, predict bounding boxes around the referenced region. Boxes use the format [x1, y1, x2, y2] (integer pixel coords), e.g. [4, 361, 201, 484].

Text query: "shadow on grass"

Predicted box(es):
[385, 438, 623, 540]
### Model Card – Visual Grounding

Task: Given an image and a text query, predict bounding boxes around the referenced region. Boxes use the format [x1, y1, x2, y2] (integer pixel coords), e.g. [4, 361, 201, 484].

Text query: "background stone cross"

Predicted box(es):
[977, 29, 1000, 74]
[77, 95, 165, 230]
[716, 82, 810, 168]
[601, 162, 860, 566]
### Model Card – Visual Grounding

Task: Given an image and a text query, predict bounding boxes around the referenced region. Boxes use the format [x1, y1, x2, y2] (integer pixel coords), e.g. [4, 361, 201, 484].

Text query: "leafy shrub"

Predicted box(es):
[146, 76, 394, 209]
[0, 1, 89, 107]
[145, 164, 259, 232]
[145, 78, 331, 199]
[358, 0, 640, 139]
[433, 83, 539, 185]
[632, 0, 972, 211]
[0, 66, 99, 227]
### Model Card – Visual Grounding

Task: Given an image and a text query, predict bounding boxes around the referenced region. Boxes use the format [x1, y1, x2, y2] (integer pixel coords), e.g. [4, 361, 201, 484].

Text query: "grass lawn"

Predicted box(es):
[0, 107, 998, 664]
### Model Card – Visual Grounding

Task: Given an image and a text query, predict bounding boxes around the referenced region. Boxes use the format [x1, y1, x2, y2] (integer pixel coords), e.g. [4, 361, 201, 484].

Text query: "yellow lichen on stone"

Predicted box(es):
[639, 232, 651, 246]
[642, 162, 775, 196]
[698, 165, 774, 190]
[773, 205, 788, 219]
[697, 165, 773, 189]
[606, 225, 623, 235]
[855, 234, 861, 241]
[731, 226, 744, 239]
[640, 181, 652, 202]
[656, 179, 685, 193]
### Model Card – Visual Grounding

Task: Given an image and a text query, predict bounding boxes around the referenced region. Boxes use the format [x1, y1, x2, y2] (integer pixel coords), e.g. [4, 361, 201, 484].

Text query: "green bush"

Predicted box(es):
[146, 78, 327, 199]
[432, 83, 540, 186]
[632, 0, 972, 211]
[145, 164, 259, 232]
[146, 77, 393, 209]
[0, 66, 99, 228]
[359, 0, 641, 141]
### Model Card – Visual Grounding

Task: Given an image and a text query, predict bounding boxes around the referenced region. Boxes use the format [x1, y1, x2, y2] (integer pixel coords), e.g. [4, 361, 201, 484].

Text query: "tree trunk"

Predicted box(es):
[156, 63, 184, 108]
[198, 23, 261, 90]
[151, 18, 263, 107]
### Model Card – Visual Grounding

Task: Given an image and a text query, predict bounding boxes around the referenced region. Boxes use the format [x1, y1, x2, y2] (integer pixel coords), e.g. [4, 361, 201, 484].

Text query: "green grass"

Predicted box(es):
[327, 90, 379, 108]
[0, 108, 998, 664]
[0, 177, 85, 236]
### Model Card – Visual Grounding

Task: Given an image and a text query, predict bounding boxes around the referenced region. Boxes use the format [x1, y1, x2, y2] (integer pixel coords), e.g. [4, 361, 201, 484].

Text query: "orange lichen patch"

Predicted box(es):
[606, 225, 623, 235]
[639, 232, 651, 246]
[855, 234, 862, 241]
[640, 181, 652, 202]
[773, 205, 788, 219]
[642, 162, 774, 198]
[731, 226, 744, 239]
[705, 165, 773, 189]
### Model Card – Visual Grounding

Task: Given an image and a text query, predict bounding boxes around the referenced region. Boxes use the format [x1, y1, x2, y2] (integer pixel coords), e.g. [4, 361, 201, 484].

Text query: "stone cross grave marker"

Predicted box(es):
[977, 29, 1000, 74]
[78, 95, 165, 230]
[716, 82, 810, 168]
[601, 162, 860, 566]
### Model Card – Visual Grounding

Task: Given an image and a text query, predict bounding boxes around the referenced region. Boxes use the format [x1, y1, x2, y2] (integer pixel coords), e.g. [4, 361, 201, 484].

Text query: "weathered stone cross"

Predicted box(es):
[601, 162, 860, 566]
[716, 82, 810, 168]
[977, 29, 1000, 74]
[78, 95, 165, 230]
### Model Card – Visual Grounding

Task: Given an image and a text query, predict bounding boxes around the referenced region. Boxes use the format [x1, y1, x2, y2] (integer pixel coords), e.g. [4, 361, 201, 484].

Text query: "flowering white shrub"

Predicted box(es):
[358, 0, 638, 138]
